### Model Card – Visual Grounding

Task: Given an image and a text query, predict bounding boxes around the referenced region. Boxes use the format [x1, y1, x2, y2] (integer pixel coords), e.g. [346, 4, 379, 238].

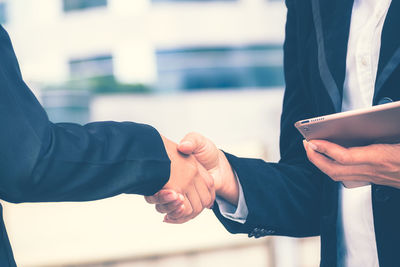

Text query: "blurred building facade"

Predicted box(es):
[2, 0, 286, 91]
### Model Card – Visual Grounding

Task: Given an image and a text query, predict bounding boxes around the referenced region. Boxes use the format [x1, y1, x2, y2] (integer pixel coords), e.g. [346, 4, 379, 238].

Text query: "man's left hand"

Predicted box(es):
[303, 140, 400, 189]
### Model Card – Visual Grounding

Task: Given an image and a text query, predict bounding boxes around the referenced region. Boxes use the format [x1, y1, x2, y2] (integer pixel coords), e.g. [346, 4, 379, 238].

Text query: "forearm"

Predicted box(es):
[22, 121, 171, 203]
[214, 153, 323, 237]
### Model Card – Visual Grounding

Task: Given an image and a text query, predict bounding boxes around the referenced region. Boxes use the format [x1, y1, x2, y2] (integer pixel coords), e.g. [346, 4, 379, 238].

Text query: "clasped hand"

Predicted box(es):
[145, 135, 216, 223]
[145, 134, 237, 224]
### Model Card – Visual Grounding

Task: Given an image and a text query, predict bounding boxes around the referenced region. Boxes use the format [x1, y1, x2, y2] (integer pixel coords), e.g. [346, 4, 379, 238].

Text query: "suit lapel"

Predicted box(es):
[375, 0, 400, 99]
[311, 0, 354, 112]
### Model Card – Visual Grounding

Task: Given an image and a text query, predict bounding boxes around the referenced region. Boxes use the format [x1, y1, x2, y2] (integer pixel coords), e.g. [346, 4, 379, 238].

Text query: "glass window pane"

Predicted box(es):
[0, 3, 7, 24]
[63, 0, 108, 12]
[69, 55, 114, 79]
[156, 45, 284, 91]
[152, 0, 236, 2]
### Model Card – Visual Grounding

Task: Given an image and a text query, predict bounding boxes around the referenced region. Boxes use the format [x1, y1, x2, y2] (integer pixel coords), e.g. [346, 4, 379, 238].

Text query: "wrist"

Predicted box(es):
[215, 151, 239, 205]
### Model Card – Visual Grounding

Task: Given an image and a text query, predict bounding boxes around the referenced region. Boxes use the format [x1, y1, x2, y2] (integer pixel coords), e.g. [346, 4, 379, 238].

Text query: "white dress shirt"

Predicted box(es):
[216, 0, 393, 266]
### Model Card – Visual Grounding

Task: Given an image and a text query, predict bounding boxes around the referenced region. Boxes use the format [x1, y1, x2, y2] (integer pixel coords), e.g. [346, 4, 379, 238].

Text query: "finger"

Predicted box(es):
[164, 204, 186, 220]
[195, 167, 215, 209]
[155, 195, 185, 214]
[164, 214, 193, 224]
[198, 161, 215, 191]
[346, 144, 386, 164]
[178, 132, 206, 155]
[164, 176, 213, 223]
[167, 193, 193, 220]
[338, 175, 373, 183]
[308, 140, 379, 165]
[304, 141, 344, 178]
[185, 186, 203, 219]
[145, 189, 179, 204]
[306, 141, 380, 181]
[306, 140, 355, 165]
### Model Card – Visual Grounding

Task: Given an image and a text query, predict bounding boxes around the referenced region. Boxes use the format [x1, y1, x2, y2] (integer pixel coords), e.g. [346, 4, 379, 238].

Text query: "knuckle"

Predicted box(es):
[155, 205, 165, 214]
[326, 170, 339, 180]
[167, 212, 181, 219]
[327, 173, 339, 181]
[368, 168, 379, 178]
[193, 205, 202, 215]
[336, 154, 350, 165]
[306, 151, 315, 162]
[205, 175, 214, 188]
[206, 194, 213, 207]
[383, 161, 399, 174]
[331, 176, 340, 181]
[183, 206, 193, 217]
[209, 178, 215, 188]
[192, 208, 201, 217]
[200, 199, 209, 210]
[144, 196, 152, 204]
[168, 209, 184, 219]
[208, 199, 215, 208]
[184, 210, 193, 217]
[166, 202, 177, 210]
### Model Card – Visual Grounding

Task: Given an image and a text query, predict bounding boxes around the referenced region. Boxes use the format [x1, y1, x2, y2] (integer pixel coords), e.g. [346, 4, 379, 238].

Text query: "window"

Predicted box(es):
[152, 0, 236, 2]
[69, 54, 113, 79]
[156, 45, 284, 91]
[0, 2, 7, 24]
[63, 0, 107, 13]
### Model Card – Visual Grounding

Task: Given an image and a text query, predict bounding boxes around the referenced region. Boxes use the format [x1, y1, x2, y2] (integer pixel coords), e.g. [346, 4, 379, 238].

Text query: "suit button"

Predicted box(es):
[374, 187, 390, 202]
[378, 97, 393, 105]
[248, 228, 259, 238]
[266, 229, 276, 234]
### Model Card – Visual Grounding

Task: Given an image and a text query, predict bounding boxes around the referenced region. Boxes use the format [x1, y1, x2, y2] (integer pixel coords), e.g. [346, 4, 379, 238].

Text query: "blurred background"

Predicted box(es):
[0, 0, 319, 266]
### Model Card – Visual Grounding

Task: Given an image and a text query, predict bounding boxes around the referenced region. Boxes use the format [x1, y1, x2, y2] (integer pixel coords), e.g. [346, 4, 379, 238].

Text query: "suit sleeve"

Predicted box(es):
[0, 25, 171, 203]
[213, 0, 325, 238]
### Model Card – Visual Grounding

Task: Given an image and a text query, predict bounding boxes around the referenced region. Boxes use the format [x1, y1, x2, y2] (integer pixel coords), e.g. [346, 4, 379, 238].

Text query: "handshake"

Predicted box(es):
[145, 133, 239, 224]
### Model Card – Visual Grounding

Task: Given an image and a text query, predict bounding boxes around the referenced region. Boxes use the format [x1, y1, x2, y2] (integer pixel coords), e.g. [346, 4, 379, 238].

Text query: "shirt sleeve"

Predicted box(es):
[215, 171, 249, 224]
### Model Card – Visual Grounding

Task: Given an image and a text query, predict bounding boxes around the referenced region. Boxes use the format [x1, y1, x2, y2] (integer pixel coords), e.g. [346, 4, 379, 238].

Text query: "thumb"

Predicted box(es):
[178, 132, 206, 155]
[178, 140, 196, 155]
[178, 132, 219, 171]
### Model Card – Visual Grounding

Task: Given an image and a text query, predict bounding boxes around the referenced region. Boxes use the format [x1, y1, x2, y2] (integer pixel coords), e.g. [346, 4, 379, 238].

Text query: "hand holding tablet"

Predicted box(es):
[296, 101, 400, 188]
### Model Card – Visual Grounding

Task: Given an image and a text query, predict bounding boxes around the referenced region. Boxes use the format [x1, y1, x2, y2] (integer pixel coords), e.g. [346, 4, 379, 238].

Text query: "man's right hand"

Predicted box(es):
[145, 136, 215, 223]
[151, 133, 240, 224]
[177, 133, 239, 205]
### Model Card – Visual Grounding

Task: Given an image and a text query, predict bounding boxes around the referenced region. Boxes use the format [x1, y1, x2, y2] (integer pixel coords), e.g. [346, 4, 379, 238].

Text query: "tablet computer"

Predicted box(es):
[294, 101, 400, 148]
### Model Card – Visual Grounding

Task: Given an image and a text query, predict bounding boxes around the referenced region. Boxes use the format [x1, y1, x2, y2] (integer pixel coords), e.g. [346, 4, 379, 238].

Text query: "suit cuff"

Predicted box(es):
[215, 171, 248, 224]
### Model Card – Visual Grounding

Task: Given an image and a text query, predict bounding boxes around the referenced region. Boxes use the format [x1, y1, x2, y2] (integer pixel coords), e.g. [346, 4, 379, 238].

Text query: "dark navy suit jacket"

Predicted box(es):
[0, 25, 171, 266]
[214, 1, 400, 266]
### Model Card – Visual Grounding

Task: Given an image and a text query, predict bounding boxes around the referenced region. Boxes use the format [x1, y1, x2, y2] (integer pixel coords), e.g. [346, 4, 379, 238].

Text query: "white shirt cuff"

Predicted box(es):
[215, 171, 249, 224]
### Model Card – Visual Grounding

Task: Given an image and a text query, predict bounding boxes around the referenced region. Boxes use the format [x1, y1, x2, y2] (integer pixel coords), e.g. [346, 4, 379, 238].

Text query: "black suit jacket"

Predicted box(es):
[214, 1, 400, 266]
[0, 25, 171, 266]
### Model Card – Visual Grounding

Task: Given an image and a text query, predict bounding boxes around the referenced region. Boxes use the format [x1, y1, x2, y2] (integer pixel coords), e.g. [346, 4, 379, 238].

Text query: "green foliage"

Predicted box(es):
[45, 76, 153, 94]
